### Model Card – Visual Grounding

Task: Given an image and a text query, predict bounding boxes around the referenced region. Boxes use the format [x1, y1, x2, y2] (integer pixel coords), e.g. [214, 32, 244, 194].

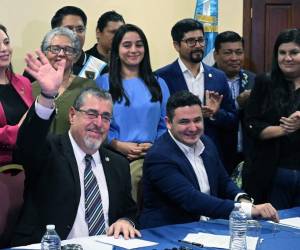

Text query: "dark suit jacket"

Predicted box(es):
[212, 66, 256, 173]
[155, 60, 238, 167]
[12, 105, 136, 246]
[237, 69, 255, 156]
[139, 132, 242, 229]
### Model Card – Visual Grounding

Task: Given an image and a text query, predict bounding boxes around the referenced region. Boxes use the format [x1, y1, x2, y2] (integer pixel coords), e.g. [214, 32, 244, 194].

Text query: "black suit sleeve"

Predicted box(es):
[13, 104, 55, 173]
[101, 148, 138, 227]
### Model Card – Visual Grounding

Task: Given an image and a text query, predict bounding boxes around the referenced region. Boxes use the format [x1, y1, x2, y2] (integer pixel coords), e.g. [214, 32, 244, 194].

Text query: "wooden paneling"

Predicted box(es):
[265, 5, 292, 71]
[243, 0, 300, 74]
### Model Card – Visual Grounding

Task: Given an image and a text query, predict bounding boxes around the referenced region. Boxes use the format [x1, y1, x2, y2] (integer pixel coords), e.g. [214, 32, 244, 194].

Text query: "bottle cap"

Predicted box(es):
[234, 203, 241, 208]
[46, 224, 55, 230]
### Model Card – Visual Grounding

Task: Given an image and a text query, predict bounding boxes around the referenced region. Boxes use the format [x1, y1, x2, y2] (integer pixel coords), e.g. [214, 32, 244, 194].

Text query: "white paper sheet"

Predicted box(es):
[278, 217, 300, 229]
[13, 236, 113, 250]
[94, 235, 158, 249]
[184, 232, 258, 250]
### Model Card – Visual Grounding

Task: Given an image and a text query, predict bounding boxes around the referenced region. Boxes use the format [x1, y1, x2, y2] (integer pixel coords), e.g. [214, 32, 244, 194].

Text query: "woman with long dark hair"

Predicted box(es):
[96, 24, 169, 200]
[0, 24, 34, 167]
[243, 28, 300, 208]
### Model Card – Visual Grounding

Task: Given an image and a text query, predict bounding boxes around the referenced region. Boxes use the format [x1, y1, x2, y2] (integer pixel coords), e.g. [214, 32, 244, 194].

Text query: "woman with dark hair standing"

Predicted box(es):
[96, 24, 169, 200]
[244, 28, 300, 208]
[0, 24, 34, 167]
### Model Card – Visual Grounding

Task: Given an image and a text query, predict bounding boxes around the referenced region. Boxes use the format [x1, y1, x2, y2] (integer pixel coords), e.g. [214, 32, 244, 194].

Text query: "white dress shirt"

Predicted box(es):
[34, 100, 110, 238]
[178, 58, 205, 103]
[67, 132, 109, 239]
[168, 131, 210, 195]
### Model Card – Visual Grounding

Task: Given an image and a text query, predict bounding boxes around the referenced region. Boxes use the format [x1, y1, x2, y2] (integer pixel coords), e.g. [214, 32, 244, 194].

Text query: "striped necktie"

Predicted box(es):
[84, 154, 106, 235]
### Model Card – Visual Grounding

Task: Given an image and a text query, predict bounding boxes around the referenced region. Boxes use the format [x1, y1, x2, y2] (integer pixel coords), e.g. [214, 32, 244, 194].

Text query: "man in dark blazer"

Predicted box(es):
[155, 19, 237, 170]
[139, 91, 279, 229]
[12, 50, 140, 246]
[213, 31, 256, 174]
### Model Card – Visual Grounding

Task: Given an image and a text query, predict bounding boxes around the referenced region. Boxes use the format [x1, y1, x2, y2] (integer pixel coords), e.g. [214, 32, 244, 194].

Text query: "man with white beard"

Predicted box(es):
[11, 50, 140, 246]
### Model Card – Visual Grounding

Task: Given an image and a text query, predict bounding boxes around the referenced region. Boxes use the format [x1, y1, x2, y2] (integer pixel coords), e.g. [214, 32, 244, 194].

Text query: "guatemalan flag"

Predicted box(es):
[194, 0, 218, 66]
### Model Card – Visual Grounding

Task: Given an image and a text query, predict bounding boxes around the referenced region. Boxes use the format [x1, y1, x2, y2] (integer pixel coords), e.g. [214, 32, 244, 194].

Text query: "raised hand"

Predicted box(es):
[25, 49, 65, 96]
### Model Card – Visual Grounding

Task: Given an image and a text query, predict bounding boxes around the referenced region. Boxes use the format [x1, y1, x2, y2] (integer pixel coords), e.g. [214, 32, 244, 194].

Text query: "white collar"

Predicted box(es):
[178, 58, 204, 76]
[168, 130, 205, 156]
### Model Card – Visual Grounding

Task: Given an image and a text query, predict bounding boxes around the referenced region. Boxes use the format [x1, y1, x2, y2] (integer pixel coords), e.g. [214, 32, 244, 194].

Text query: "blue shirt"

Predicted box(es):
[96, 74, 170, 143]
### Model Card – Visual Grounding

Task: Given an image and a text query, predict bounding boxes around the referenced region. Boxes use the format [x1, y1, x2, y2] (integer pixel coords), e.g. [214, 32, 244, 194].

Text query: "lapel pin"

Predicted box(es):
[105, 156, 110, 162]
[208, 73, 212, 78]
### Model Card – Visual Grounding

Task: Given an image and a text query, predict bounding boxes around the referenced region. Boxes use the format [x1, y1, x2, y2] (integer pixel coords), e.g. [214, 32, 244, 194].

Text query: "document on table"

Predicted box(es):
[277, 217, 300, 229]
[13, 236, 113, 250]
[184, 232, 258, 250]
[95, 235, 158, 249]
[13, 235, 157, 250]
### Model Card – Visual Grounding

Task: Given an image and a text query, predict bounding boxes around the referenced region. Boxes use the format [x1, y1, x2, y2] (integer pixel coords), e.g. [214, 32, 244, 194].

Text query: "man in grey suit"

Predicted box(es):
[12, 50, 140, 246]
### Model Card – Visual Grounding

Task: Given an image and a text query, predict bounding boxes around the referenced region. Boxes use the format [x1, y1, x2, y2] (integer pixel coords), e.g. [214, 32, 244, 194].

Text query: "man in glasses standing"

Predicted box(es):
[12, 51, 140, 246]
[50, 6, 107, 80]
[156, 18, 237, 173]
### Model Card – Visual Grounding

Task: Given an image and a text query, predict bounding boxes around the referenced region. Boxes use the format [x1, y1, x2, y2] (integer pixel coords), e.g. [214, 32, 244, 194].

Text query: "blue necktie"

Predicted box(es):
[84, 154, 106, 235]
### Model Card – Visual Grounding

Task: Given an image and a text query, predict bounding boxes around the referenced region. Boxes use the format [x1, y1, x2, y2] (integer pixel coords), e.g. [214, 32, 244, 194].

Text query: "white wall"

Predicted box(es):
[2, 0, 243, 73]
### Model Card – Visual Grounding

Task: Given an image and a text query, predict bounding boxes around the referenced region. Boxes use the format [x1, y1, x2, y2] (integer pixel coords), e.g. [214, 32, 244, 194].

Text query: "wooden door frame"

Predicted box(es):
[243, 0, 252, 70]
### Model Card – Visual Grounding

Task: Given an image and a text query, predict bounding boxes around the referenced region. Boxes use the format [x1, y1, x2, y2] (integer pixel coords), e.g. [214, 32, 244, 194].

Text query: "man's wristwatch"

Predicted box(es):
[40, 91, 59, 99]
[238, 194, 254, 203]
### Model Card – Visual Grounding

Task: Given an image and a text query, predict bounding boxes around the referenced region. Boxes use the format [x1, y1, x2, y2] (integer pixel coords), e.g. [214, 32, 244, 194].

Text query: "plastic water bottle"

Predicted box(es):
[229, 203, 247, 250]
[41, 224, 61, 250]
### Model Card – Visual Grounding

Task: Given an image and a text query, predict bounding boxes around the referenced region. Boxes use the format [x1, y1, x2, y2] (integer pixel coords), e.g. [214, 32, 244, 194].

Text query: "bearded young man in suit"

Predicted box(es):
[12, 50, 140, 246]
[155, 19, 238, 172]
[139, 90, 279, 229]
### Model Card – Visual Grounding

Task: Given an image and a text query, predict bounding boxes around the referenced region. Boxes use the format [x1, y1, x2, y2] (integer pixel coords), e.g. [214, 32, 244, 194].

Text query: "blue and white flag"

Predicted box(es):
[194, 0, 218, 65]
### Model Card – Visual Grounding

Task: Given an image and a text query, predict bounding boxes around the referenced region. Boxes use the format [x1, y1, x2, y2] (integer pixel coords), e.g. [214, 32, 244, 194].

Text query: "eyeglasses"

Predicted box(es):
[47, 45, 78, 56]
[181, 37, 205, 47]
[64, 25, 86, 34]
[75, 108, 112, 123]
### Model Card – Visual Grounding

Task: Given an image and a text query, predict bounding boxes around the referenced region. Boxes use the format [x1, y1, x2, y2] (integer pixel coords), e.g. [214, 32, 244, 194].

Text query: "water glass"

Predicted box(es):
[247, 220, 262, 250]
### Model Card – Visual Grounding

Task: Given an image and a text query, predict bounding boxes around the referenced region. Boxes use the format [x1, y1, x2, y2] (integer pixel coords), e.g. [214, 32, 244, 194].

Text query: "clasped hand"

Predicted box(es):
[236, 89, 251, 108]
[111, 140, 152, 161]
[280, 111, 300, 134]
[202, 90, 223, 118]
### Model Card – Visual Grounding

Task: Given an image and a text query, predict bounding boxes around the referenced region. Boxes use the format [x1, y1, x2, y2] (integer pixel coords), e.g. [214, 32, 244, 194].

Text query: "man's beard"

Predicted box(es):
[83, 135, 103, 151]
[189, 49, 203, 63]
